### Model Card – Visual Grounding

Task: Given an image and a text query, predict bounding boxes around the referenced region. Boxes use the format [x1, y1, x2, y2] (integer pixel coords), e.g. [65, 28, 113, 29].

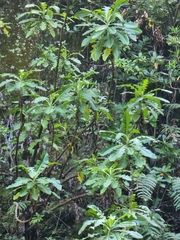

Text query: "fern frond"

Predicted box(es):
[171, 178, 180, 211]
[161, 124, 180, 136]
[7, 201, 30, 216]
[162, 232, 180, 240]
[18, 201, 31, 213]
[164, 103, 180, 110]
[136, 174, 157, 201]
[141, 79, 149, 93]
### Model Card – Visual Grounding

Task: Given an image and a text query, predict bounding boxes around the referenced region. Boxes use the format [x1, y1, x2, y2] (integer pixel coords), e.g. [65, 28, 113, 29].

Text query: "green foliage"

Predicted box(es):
[16, 2, 62, 37]
[121, 79, 170, 127]
[83, 162, 131, 196]
[171, 178, 180, 211]
[78, 204, 143, 239]
[76, 0, 142, 61]
[6, 152, 62, 201]
[136, 174, 157, 202]
[0, 18, 11, 35]
[1, 0, 180, 239]
[0, 70, 46, 95]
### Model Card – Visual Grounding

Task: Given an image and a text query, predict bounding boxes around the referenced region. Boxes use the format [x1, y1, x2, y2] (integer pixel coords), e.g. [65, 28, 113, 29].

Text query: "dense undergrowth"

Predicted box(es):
[0, 0, 180, 239]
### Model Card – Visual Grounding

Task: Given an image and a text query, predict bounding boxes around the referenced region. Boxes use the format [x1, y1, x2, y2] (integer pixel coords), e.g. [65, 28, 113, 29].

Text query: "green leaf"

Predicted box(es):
[122, 109, 131, 135]
[29, 152, 50, 179]
[75, 9, 91, 18]
[51, 191, 60, 199]
[41, 117, 49, 129]
[40, 21, 47, 30]
[30, 187, 39, 201]
[119, 221, 137, 228]
[139, 146, 157, 159]
[123, 230, 143, 239]
[25, 3, 37, 8]
[28, 167, 38, 179]
[113, 0, 129, 9]
[48, 26, 55, 37]
[91, 42, 103, 61]
[120, 174, 132, 181]
[26, 26, 37, 38]
[95, 25, 107, 32]
[47, 178, 62, 191]
[103, 178, 112, 188]
[100, 145, 120, 156]
[109, 145, 126, 161]
[27, 181, 35, 189]
[117, 32, 129, 45]
[6, 177, 30, 189]
[13, 192, 20, 200]
[124, 22, 139, 29]
[134, 154, 146, 167]
[105, 36, 114, 48]
[37, 184, 51, 195]
[78, 220, 95, 235]
[102, 48, 111, 61]
[99, 107, 113, 121]
[19, 187, 29, 197]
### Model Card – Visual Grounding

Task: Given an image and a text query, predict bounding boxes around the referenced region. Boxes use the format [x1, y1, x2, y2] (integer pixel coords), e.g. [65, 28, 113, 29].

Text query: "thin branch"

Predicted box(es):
[49, 192, 102, 212]
[54, 0, 69, 91]
[13, 202, 31, 223]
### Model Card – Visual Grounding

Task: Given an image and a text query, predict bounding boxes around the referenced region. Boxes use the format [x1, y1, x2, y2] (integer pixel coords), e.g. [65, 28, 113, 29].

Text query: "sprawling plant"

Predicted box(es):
[1, 0, 180, 239]
[76, 0, 142, 62]
[16, 2, 62, 37]
[6, 152, 62, 201]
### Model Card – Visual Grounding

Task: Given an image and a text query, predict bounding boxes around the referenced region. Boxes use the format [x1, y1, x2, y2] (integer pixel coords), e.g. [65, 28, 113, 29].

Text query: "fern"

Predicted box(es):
[171, 178, 180, 211]
[18, 201, 31, 213]
[164, 103, 180, 110]
[136, 174, 157, 201]
[7, 201, 30, 216]
[162, 232, 180, 240]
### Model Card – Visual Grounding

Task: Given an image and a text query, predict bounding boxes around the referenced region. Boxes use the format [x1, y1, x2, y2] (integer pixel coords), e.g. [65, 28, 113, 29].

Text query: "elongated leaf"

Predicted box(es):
[81, 36, 92, 47]
[103, 178, 112, 188]
[26, 26, 37, 38]
[123, 230, 143, 239]
[75, 9, 91, 18]
[78, 220, 95, 234]
[47, 178, 62, 191]
[105, 36, 114, 48]
[27, 181, 35, 189]
[109, 146, 126, 161]
[122, 109, 131, 135]
[6, 177, 30, 189]
[100, 145, 120, 156]
[112, 0, 129, 9]
[120, 174, 132, 181]
[36, 177, 49, 185]
[124, 22, 139, 29]
[40, 21, 47, 30]
[25, 3, 37, 8]
[28, 167, 38, 179]
[117, 32, 129, 45]
[118, 221, 136, 228]
[37, 184, 51, 195]
[102, 48, 111, 61]
[19, 187, 29, 197]
[35, 152, 49, 178]
[139, 146, 157, 159]
[30, 187, 39, 201]
[95, 25, 107, 32]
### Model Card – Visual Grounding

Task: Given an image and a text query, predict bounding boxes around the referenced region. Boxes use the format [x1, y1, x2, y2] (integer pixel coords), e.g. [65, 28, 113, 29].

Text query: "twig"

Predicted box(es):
[13, 202, 31, 223]
[49, 192, 102, 212]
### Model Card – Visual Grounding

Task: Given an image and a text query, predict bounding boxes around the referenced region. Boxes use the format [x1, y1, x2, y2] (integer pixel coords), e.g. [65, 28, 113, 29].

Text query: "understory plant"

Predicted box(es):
[1, 0, 180, 240]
